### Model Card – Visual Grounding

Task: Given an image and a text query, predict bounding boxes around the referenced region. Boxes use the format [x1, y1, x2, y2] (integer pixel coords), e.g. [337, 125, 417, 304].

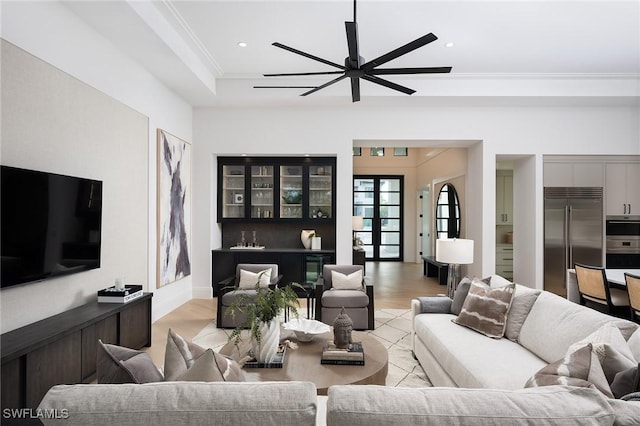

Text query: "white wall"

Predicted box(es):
[194, 105, 639, 294]
[1, 1, 194, 330]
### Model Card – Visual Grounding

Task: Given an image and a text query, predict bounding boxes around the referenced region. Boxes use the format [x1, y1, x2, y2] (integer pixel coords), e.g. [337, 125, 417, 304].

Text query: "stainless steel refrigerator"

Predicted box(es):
[544, 187, 604, 296]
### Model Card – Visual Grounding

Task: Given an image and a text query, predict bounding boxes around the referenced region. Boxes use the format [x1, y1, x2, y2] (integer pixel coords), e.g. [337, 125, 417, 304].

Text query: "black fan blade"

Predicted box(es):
[253, 86, 317, 89]
[369, 66, 452, 75]
[350, 77, 360, 102]
[264, 71, 344, 77]
[362, 75, 415, 95]
[272, 42, 346, 70]
[345, 21, 359, 68]
[301, 75, 348, 96]
[362, 33, 438, 71]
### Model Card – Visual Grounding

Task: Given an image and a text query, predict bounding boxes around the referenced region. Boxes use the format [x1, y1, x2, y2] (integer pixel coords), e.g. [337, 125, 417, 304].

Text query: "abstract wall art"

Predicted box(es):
[157, 129, 191, 287]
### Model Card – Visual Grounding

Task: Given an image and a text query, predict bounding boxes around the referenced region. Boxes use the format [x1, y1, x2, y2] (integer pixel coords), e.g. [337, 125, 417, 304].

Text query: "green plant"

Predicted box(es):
[226, 276, 303, 346]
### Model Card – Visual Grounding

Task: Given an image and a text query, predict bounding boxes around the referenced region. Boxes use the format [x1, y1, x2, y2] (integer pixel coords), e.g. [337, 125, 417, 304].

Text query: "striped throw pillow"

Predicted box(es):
[453, 280, 515, 338]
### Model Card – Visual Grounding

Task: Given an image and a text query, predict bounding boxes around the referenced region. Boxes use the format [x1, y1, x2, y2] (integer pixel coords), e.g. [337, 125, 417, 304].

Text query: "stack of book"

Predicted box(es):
[321, 341, 365, 365]
[97, 285, 143, 304]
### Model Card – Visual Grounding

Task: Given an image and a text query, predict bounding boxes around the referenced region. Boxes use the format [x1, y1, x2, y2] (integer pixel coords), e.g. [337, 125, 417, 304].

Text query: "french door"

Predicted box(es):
[353, 176, 403, 261]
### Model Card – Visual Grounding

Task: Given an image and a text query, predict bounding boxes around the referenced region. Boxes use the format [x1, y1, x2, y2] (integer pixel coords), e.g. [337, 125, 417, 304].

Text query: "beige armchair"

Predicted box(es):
[315, 265, 374, 330]
[216, 263, 282, 328]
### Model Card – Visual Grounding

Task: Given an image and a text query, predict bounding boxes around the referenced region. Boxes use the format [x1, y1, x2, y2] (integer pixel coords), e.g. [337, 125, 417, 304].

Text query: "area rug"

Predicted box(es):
[192, 309, 432, 388]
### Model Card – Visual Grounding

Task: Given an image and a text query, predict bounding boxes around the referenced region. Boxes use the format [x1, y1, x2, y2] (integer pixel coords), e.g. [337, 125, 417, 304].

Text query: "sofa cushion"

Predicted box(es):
[505, 285, 541, 341]
[518, 291, 635, 363]
[238, 268, 271, 289]
[37, 381, 318, 426]
[97, 340, 163, 384]
[331, 269, 363, 290]
[628, 328, 640, 361]
[326, 385, 615, 426]
[525, 344, 612, 398]
[322, 289, 369, 308]
[453, 281, 515, 338]
[164, 329, 243, 382]
[414, 313, 547, 389]
[567, 322, 637, 384]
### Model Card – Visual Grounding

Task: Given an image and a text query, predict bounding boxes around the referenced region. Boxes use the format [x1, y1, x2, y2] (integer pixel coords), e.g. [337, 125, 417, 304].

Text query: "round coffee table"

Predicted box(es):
[243, 331, 388, 395]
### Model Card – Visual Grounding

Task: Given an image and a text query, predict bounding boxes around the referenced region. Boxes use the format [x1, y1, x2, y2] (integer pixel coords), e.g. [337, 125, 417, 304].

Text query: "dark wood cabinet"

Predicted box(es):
[212, 249, 335, 296]
[217, 157, 336, 223]
[1, 293, 152, 409]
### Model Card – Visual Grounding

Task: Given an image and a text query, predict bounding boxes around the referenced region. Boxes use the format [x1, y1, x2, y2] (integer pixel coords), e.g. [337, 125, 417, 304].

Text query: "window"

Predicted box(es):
[370, 147, 385, 156]
[393, 148, 408, 156]
[353, 147, 362, 156]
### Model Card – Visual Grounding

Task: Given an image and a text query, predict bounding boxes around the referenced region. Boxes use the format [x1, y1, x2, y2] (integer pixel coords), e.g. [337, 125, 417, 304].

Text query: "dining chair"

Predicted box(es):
[625, 273, 640, 323]
[574, 263, 630, 318]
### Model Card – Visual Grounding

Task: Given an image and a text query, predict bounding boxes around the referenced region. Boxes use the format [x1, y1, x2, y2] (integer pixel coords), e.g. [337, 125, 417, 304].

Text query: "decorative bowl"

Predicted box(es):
[282, 190, 302, 204]
[283, 318, 330, 342]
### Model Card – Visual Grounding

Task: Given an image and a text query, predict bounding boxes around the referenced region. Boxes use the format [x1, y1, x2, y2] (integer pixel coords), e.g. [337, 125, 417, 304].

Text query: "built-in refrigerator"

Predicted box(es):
[544, 187, 604, 296]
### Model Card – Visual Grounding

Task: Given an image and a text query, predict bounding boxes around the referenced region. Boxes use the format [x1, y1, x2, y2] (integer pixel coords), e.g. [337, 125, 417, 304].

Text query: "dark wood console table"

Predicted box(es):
[1, 293, 152, 409]
[422, 255, 449, 286]
[212, 248, 336, 296]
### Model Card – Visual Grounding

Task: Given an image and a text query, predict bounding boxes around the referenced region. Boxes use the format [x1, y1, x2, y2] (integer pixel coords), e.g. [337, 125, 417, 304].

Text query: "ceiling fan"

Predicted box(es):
[254, 0, 452, 102]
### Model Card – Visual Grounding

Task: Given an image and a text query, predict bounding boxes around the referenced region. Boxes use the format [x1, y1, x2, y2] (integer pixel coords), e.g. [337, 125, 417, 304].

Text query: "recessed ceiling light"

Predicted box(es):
[444, 42, 454, 48]
[237, 42, 247, 48]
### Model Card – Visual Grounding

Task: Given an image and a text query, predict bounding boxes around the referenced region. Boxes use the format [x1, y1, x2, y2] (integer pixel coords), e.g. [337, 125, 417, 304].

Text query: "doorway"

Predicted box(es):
[354, 175, 404, 261]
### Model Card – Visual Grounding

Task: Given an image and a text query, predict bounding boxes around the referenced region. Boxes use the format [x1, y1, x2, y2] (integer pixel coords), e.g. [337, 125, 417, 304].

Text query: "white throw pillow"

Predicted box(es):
[238, 268, 272, 289]
[567, 322, 637, 384]
[331, 270, 363, 290]
[628, 328, 640, 362]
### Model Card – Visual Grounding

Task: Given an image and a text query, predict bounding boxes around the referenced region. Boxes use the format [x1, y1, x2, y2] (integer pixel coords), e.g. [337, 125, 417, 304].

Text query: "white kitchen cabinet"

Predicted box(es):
[496, 244, 514, 280]
[544, 162, 604, 187]
[605, 163, 640, 215]
[496, 171, 513, 225]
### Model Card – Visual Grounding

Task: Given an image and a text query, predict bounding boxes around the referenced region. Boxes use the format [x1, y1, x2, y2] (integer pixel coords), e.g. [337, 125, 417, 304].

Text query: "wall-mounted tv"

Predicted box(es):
[1, 166, 103, 289]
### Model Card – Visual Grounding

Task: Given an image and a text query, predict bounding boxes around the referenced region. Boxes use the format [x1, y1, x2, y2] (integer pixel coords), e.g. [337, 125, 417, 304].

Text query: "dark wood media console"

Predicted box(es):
[1, 293, 152, 409]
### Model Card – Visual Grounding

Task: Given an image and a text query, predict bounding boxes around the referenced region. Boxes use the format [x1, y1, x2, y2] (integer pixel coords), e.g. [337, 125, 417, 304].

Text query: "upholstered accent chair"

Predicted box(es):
[315, 265, 374, 330]
[216, 263, 282, 328]
[574, 263, 630, 318]
[625, 272, 640, 323]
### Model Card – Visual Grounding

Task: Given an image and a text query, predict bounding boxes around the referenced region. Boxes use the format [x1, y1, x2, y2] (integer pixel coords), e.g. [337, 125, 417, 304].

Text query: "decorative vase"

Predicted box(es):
[252, 320, 280, 364]
[301, 230, 315, 249]
[311, 236, 322, 250]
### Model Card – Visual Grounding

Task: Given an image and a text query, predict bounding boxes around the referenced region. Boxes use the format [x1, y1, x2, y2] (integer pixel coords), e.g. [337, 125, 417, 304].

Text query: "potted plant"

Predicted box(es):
[227, 275, 303, 363]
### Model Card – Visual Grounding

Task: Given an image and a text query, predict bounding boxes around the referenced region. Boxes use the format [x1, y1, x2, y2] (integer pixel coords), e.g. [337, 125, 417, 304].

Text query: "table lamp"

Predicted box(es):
[352, 216, 364, 248]
[436, 238, 474, 298]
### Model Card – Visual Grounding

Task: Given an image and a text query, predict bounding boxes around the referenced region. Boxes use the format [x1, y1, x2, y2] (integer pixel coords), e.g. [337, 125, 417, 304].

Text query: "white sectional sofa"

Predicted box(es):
[412, 282, 640, 389]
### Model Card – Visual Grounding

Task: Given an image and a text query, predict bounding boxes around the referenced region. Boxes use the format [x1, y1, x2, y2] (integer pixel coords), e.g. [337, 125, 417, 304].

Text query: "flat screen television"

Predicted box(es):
[1, 166, 102, 289]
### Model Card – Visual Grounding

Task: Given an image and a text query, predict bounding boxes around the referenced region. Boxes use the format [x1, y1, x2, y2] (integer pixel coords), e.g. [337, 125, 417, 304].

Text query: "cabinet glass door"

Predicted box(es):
[309, 164, 332, 218]
[280, 165, 303, 218]
[250, 165, 274, 219]
[222, 165, 245, 218]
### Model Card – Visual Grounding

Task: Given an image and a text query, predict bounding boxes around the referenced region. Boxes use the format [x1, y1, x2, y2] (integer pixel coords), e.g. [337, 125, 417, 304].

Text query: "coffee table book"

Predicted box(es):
[321, 341, 365, 365]
[97, 285, 143, 304]
[244, 344, 287, 368]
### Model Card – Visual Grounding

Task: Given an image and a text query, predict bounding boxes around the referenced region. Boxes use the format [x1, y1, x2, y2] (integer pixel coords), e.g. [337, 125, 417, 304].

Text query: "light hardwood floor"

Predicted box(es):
[144, 261, 444, 365]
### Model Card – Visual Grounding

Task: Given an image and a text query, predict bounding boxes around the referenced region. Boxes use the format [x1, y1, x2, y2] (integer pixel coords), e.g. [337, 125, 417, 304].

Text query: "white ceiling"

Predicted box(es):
[63, 0, 640, 107]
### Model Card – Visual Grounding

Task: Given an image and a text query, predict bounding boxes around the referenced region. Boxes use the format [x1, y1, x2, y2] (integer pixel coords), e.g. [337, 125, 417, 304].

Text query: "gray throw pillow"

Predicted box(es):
[505, 287, 541, 341]
[610, 364, 640, 399]
[97, 340, 163, 384]
[164, 329, 244, 382]
[450, 278, 472, 315]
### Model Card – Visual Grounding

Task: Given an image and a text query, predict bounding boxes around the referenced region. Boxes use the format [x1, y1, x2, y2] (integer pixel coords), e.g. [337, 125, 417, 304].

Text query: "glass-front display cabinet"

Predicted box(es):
[221, 164, 245, 219]
[251, 165, 274, 219]
[308, 164, 332, 219]
[217, 157, 335, 222]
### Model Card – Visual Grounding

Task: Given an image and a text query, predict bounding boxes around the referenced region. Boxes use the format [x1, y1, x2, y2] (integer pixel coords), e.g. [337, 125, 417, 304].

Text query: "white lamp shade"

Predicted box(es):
[436, 238, 474, 264]
[352, 216, 364, 230]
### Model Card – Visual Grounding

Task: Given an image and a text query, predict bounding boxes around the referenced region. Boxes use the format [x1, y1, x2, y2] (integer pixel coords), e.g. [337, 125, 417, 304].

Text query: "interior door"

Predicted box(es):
[354, 176, 403, 261]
